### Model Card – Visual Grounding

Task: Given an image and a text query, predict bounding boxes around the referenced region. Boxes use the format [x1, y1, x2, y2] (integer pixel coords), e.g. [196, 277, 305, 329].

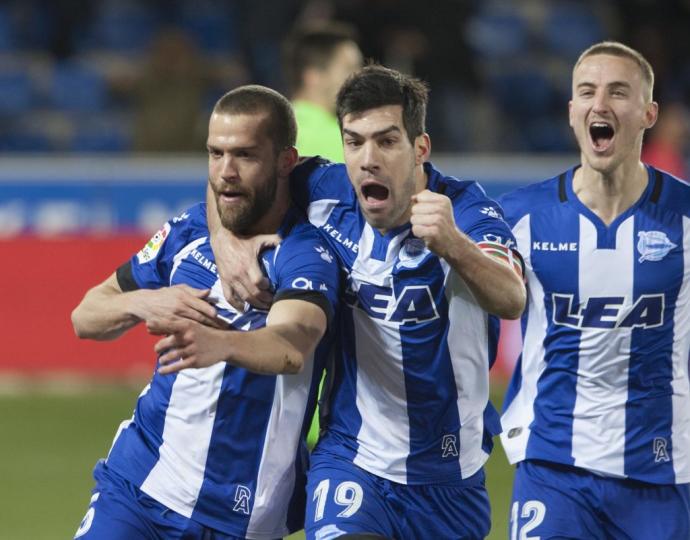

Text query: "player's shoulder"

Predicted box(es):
[171, 202, 206, 228]
[292, 157, 352, 199]
[426, 161, 485, 201]
[651, 166, 690, 217]
[498, 171, 570, 224]
[277, 209, 335, 258]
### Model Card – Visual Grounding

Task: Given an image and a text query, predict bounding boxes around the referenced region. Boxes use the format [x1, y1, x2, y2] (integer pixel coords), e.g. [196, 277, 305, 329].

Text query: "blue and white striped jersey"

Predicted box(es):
[105, 203, 340, 539]
[499, 165, 690, 484]
[292, 159, 517, 485]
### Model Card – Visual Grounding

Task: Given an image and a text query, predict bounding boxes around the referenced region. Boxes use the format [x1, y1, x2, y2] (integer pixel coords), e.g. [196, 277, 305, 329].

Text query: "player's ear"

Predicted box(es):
[414, 133, 431, 165]
[643, 100, 658, 130]
[277, 146, 298, 176]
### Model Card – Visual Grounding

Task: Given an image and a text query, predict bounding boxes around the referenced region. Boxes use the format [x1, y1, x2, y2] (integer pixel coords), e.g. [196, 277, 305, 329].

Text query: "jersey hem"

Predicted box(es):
[108, 462, 293, 540]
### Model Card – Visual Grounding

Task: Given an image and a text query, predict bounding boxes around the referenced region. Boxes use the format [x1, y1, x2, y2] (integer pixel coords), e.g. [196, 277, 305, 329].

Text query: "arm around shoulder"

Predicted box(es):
[153, 297, 328, 375]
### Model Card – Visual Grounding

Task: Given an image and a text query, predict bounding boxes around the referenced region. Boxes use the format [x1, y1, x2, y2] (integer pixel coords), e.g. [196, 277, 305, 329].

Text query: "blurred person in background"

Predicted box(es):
[70, 86, 339, 540]
[131, 28, 215, 153]
[282, 20, 362, 451]
[642, 100, 690, 180]
[499, 41, 690, 539]
[209, 65, 526, 540]
[283, 21, 362, 162]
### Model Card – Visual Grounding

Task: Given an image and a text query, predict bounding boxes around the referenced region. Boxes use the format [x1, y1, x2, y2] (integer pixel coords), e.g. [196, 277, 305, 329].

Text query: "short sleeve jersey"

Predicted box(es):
[290, 158, 519, 485]
[499, 166, 690, 484]
[106, 203, 340, 539]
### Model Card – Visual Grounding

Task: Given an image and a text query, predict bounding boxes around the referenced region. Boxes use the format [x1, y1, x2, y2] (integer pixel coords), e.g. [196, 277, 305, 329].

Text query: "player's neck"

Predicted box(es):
[573, 159, 648, 226]
[246, 180, 291, 235]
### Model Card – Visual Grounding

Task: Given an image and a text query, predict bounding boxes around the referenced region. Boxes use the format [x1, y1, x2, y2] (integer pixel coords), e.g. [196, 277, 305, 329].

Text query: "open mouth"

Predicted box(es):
[589, 121, 615, 152]
[361, 182, 390, 204]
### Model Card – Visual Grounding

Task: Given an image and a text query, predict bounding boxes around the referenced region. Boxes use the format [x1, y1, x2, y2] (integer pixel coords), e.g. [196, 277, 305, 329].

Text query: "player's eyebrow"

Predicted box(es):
[343, 125, 402, 139]
[576, 80, 632, 91]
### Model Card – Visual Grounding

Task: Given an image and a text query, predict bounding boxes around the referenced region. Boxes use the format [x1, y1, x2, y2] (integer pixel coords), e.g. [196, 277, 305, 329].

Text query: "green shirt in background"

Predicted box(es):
[293, 100, 344, 163]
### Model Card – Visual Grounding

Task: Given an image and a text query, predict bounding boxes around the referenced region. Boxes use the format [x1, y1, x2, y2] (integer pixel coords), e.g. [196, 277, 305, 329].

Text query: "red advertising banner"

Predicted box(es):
[1, 235, 155, 378]
[1, 235, 520, 381]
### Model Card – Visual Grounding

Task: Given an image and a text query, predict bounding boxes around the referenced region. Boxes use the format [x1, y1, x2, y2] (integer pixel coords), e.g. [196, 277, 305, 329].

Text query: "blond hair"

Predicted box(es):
[574, 41, 654, 101]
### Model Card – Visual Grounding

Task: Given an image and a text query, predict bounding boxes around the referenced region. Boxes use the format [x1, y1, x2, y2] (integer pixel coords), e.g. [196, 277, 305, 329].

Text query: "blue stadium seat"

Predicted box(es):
[0, 129, 53, 152]
[178, 2, 239, 53]
[466, 7, 530, 59]
[0, 6, 14, 51]
[0, 68, 33, 114]
[80, 1, 157, 52]
[544, 3, 605, 60]
[487, 68, 555, 118]
[70, 115, 131, 152]
[50, 62, 107, 112]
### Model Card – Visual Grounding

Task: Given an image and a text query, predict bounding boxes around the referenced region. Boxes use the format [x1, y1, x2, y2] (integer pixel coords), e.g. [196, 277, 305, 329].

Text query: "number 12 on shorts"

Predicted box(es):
[313, 479, 364, 521]
[511, 500, 545, 540]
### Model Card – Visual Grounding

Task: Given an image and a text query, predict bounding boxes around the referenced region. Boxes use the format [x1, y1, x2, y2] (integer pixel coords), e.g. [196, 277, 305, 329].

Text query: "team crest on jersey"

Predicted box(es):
[396, 238, 428, 269]
[653, 437, 671, 463]
[233, 485, 251, 514]
[136, 222, 171, 263]
[637, 231, 676, 262]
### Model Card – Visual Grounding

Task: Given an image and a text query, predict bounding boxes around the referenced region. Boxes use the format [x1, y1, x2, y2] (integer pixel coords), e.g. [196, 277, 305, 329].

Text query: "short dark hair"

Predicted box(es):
[213, 85, 297, 151]
[336, 65, 429, 143]
[283, 22, 358, 94]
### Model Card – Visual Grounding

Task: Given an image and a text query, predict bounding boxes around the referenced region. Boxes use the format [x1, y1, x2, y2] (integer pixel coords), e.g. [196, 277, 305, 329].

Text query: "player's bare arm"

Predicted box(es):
[206, 184, 280, 310]
[410, 189, 525, 319]
[149, 298, 327, 375]
[71, 273, 224, 341]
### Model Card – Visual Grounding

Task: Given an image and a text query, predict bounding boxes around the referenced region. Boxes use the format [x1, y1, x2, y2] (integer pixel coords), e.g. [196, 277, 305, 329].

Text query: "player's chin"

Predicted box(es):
[360, 207, 393, 229]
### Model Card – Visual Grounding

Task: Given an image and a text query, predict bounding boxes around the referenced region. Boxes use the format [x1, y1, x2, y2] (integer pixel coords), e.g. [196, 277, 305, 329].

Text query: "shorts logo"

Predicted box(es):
[233, 485, 251, 515]
[137, 222, 171, 263]
[653, 437, 670, 463]
[441, 434, 459, 458]
[637, 231, 676, 262]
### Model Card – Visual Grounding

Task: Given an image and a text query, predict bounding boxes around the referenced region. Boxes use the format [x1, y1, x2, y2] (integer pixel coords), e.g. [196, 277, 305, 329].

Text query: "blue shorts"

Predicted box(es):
[74, 460, 251, 540]
[511, 460, 690, 540]
[304, 453, 490, 540]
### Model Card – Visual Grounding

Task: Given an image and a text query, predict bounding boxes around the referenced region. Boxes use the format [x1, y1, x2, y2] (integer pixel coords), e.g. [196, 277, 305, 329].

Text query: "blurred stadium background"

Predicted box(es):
[1, 1, 689, 538]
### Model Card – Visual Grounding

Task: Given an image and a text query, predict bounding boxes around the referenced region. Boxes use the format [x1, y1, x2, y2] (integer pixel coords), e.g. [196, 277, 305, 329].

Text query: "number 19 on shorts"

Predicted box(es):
[313, 479, 364, 521]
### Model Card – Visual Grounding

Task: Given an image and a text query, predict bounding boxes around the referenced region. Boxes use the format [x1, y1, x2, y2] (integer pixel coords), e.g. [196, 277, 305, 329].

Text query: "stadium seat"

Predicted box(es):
[70, 115, 131, 152]
[0, 6, 13, 51]
[50, 61, 107, 112]
[466, 6, 530, 59]
[81, 0, 157, 53]
[0, 68, 33, 114]
[544, 3, 605, 60]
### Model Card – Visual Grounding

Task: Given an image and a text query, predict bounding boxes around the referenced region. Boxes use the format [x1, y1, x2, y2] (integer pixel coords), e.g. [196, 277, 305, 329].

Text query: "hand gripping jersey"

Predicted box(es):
[106, 203, 339, 539]
[291, 159, 518, 485]
[499, 166, 690, 484]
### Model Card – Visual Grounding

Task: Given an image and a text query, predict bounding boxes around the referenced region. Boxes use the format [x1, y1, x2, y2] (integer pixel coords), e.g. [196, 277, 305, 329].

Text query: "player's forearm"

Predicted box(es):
[224, 322, 323, 375]
[445, 230, 526, 319]
[71, 285, 145, 340]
